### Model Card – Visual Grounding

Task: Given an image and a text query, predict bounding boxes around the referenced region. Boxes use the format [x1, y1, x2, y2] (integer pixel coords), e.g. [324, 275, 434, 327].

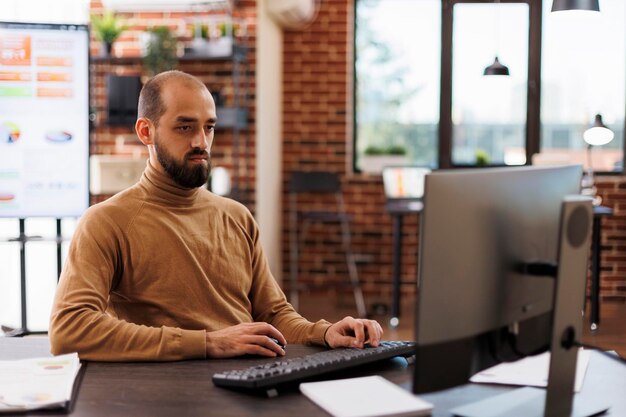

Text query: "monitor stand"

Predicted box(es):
[452, 197, 610, 417]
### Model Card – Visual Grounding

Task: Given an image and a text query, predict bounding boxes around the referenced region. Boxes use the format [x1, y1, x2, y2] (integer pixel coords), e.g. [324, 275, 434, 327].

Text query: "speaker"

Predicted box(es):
[107, 75, 142, 126]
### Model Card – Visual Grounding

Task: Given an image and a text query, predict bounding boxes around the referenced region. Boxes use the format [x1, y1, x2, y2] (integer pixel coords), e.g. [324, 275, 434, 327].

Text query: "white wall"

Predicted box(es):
[255, 1, 284, 282]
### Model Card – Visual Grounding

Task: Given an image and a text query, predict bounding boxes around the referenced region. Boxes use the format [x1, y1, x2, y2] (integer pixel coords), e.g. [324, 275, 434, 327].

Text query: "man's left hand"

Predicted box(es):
[324, 316, 384, 348]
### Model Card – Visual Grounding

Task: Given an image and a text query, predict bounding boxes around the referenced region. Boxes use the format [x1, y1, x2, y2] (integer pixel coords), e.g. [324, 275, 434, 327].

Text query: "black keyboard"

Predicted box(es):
[212, 340, 415, 392]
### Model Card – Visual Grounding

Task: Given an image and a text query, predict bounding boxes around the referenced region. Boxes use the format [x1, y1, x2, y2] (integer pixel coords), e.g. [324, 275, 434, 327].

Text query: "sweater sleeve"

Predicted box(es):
[245, 214, 332, 346]
[49, 208, 207, 362]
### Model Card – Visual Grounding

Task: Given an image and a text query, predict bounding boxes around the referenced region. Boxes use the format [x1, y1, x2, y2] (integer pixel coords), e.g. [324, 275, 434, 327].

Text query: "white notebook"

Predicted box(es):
[300, 375, 433, 417]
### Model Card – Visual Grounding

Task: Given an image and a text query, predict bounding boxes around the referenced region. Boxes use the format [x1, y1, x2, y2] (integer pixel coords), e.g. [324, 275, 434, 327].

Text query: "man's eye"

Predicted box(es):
[177, 126, 192, 132]
[205, 125, 215, 132]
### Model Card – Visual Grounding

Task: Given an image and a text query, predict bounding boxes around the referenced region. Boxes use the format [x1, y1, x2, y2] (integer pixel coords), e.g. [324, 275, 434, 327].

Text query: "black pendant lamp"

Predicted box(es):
[483, 56, 510, 76]
[484, 0, 510, 77]
[551, 0, 600, 12]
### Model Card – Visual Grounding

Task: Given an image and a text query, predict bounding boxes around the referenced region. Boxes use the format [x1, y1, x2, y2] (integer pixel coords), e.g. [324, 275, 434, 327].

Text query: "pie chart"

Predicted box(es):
[45, 130, 73, 143]
[0, 193, 16, 202]
[1, 122, 20, 143]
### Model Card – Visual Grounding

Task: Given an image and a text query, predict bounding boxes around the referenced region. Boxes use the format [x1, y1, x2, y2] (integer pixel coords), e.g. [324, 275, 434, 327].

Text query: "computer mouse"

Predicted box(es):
[269, 337, 286, 349]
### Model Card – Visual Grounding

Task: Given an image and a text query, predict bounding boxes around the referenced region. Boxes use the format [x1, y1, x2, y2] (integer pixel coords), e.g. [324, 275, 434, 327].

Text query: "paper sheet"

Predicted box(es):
[0, 353, 81, 413]
[470, 349, 590, 392]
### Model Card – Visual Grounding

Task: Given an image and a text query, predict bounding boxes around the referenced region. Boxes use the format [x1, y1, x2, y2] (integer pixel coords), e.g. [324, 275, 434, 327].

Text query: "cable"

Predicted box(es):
[574, 341, 626, 365]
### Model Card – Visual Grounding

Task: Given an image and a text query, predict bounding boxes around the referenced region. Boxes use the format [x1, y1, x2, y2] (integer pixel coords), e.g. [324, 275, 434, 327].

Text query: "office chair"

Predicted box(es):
[288, 171, 367, 318]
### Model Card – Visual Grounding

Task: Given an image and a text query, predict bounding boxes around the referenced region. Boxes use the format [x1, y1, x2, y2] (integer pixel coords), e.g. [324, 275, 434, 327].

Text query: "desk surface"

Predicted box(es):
[1, 338, 624, 417]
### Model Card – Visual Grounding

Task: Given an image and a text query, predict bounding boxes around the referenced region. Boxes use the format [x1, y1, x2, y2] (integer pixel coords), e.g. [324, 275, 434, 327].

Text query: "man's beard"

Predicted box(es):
[154, 136, 211, 188]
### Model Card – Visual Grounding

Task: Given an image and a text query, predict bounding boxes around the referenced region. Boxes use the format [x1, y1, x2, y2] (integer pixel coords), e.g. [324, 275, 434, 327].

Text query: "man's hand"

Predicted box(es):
[324, 316, 384, 349]
[205, 323, 287, 358]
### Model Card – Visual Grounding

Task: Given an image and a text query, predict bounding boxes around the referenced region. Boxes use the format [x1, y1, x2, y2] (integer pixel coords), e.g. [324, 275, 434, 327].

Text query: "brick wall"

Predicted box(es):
[89, 0, 257, 208]
[596, 178, 626, 301]
[280, 0, 625, 304]
[281, 0, 415, 305]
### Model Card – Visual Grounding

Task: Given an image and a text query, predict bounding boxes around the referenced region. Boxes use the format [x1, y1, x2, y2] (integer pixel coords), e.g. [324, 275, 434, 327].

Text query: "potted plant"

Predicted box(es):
[206, 21, 234, 58]
[359, 144, 408, 173]
[475, 149, 491, 166]
[91, 11, 127, 57]
[143, 26, 178, 76]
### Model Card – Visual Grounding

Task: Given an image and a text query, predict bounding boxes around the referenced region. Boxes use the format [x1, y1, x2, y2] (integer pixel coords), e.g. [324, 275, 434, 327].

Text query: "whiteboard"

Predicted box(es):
[0, 22, 89, 218]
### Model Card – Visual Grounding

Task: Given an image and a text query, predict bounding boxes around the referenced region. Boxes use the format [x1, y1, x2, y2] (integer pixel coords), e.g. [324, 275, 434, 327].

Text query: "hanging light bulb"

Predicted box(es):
[551, 0, 600, 13]
[483, 56, 510, 76]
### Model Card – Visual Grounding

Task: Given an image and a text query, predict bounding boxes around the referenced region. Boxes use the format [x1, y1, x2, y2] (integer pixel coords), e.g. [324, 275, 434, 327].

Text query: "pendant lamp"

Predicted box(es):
[484, 0, 510, 77]
[483, 56, 510, 76]
[551, 0, 600, 12]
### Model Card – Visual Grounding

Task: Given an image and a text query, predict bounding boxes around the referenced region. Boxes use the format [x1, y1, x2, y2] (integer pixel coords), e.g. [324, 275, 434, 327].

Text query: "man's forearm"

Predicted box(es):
[49, 306, 206, 361]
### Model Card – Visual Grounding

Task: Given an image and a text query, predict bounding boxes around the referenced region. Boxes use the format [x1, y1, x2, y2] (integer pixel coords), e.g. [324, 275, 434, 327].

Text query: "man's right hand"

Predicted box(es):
[205, 322, 287, 358]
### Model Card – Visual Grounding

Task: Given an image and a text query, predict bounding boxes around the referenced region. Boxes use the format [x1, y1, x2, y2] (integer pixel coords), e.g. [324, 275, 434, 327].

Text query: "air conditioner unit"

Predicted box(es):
[266, 0, 317, 30]
[101, 0, 229, 12]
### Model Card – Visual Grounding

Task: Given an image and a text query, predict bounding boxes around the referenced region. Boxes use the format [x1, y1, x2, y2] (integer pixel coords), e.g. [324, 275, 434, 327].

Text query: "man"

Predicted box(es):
[49, 70, 383, 361]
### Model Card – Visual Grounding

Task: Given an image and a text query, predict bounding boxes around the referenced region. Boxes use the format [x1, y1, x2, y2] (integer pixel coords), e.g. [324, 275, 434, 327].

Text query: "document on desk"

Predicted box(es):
[0, 353, 81, 413]
[300, 375, 433, 417]
[470, 349, 590, 392]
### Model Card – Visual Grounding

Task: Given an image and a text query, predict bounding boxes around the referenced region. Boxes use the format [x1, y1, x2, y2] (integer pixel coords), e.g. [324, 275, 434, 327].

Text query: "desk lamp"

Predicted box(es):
[581, 113, 614, 205]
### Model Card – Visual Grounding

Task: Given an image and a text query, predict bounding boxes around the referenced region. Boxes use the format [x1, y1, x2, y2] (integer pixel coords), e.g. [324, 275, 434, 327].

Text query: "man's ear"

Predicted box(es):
[135, 117, 154, 145]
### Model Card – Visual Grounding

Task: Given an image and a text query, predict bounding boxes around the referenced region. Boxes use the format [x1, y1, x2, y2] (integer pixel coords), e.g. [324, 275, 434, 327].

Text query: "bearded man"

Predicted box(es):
[49, 70, 382, 361]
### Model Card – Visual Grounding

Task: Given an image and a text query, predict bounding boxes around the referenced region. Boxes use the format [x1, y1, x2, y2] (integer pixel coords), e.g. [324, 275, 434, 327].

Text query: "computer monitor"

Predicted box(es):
[413, 165, 605, 416]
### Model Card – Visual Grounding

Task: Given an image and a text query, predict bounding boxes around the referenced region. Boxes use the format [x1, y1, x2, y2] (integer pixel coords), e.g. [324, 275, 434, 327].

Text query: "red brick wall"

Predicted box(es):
[89, 0, 257, 208]
[596, 179, 626, 301]
[280, 0, 625, 304]
[281, 0, 414, 304]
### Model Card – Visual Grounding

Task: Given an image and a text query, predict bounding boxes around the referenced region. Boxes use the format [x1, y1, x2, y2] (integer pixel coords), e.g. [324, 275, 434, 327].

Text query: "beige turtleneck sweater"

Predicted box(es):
[49, 162, 331, 361]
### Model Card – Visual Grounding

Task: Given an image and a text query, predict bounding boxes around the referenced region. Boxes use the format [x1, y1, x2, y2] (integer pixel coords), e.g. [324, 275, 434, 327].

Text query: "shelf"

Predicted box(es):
[91, 45, 247, 64]
[216, 107, 247, 129]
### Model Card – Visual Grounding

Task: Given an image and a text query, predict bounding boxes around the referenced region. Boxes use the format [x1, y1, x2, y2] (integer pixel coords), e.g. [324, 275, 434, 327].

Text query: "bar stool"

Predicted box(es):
[288, 171, 367, 317]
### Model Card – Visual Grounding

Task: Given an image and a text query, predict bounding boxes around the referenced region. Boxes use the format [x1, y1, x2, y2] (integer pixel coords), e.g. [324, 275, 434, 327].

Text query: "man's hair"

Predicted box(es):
[137, 70, 208, 126]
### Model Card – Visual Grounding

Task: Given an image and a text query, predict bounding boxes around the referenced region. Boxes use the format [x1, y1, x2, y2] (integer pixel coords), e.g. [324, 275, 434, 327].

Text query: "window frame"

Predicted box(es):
[439, 0, 541, 169]
[353, 0, 626, 174]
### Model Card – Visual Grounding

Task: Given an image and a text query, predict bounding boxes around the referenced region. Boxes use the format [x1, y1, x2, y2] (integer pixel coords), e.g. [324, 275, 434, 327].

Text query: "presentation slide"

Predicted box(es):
[0, 22, 89, 218]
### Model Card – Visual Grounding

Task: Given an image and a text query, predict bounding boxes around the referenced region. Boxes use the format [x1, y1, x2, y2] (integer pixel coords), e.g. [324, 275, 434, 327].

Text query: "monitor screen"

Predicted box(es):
[0, 22, 89, 218]
[413, 165, 583, 393]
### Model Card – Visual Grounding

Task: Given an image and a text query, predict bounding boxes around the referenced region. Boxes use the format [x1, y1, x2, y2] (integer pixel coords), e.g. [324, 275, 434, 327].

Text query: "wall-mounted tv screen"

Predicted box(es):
[0, 22, 89, 218]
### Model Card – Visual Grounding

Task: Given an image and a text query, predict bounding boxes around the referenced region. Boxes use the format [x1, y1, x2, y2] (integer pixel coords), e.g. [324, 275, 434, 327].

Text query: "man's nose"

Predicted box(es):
[191, 131, 209, 150]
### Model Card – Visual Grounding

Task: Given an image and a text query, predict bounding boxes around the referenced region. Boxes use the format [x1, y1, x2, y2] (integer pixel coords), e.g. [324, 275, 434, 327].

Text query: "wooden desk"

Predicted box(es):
[3, 338, 624, 417]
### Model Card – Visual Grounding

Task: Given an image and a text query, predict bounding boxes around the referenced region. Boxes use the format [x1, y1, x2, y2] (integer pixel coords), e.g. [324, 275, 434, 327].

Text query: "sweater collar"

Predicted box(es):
[140, 160, 202, 205]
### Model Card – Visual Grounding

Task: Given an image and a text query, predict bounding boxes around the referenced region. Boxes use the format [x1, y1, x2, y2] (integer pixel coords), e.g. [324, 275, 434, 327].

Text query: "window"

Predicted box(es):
[354, 0, 441, 172]
[355, 0, 624, 173]
[451, 3, 529, 166]
[0, 218, 76, 331]
[541, 0, 625, 172]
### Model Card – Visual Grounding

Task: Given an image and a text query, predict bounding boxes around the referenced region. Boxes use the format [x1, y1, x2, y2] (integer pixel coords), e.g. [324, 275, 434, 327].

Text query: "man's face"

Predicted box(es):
[151, 79, 217, 188]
